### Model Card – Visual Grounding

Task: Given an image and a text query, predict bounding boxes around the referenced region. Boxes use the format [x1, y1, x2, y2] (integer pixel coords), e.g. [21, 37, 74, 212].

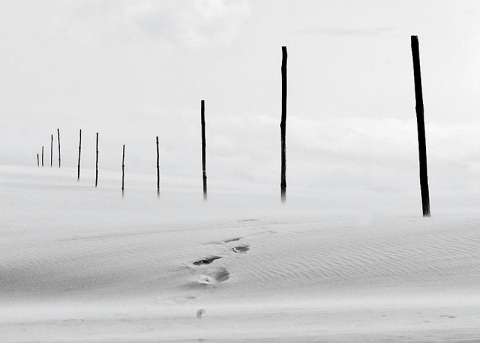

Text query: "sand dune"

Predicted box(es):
[1, 166, 480, 342]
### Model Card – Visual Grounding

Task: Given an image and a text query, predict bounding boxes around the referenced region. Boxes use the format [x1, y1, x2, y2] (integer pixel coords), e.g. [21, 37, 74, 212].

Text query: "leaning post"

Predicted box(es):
[50, 134, 53, 167]
[411, 35, 431, 217]
[280, 46, 287, 201]
[95, 132, 99, 188]
[122, 144, 125, 195]
[201, 100, 207, 199]
[77, 129, 82, 181]
[156, 136, 160, 196]
[57, 128, 61, 168]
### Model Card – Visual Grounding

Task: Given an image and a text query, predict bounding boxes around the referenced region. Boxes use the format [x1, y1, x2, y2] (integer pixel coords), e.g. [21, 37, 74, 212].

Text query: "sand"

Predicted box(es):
[1, 165, 480, 342]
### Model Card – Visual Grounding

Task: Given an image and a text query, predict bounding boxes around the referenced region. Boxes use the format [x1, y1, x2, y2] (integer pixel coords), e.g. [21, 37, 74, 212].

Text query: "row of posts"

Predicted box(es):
[38, 129, 159, 197]
[36, 36, 430, 216]
[37, 129, 61, 168]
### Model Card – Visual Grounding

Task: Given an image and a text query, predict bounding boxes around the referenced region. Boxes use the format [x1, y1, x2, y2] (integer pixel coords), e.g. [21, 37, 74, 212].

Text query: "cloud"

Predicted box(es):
[300, 26, 395, 37]
[54, 0, 251, 48]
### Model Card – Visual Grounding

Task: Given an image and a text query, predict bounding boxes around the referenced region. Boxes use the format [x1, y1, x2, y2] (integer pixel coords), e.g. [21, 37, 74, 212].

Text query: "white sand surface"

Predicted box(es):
[2, 165, 480, 342]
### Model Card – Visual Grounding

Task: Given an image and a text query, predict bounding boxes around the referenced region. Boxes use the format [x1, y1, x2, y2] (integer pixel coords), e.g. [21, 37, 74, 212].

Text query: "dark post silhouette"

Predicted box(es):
[50, 134, 53, 167]
[280, 46, 287, 201]
[37, 153, 39, 167]
[95, 132, 99, 188]
[77, 129, 82, 181]
[42, 146, 44, 167]
[411, 35, 431, 217]
[122, 144, 125, 195]
[57, 128, 61, 168]
[156, 136, 160, 195]
[201, 100, 207, 199]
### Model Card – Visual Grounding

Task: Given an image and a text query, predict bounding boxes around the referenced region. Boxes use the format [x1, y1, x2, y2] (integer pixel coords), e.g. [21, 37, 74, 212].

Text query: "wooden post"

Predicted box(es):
[77, 129, 82, 181]
[95, 132, 99, 188]
[156, 136, 160, 196]
[37, 153, 39, 167]
[201, 100, 207, 199]
[280, 46, 287, 201]
[411, 35, 431, 217]
[122, 144, 125, 195]
[42, 146, 44, 167]
[50, 134, 53, 167]
[57, 128, 61, 168]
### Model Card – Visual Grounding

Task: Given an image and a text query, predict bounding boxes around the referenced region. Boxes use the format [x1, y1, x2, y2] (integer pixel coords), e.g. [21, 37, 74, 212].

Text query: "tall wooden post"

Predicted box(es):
[50, 134, 53, 167]
[156, 136, 160, 196]
[37, 153, 39, 167]
[201, 100, 207, 199]
[42, 146, 44, 167]
[411, 35, 431, 217]
[57, 128, 61, 168]
[95, 132, 99, 188]
[77, 129, 82, 181]
[122, 144, 125, 195]
[280, 46, 287, 201]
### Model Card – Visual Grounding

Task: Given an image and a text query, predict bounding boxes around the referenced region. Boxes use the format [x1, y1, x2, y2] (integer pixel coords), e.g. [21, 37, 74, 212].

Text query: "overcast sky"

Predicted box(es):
[2, 0, 480, 207]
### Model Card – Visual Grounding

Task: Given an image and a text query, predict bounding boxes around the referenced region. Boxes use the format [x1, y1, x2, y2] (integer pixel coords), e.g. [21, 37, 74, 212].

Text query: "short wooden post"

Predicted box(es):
[42, 146, 44, 167]
[122, 144, 125, 195]
[280, 46, 287, 201]
[156, 136, 160, 196]
[201, 100, 207, 199]
[77, 129, 82, 181]
[37, 153, 39, 167]
[57, 128, 61, 168]
[95, 132, 99, 188]
[411, 35, 431, 217]
[50, 134, 53, 167]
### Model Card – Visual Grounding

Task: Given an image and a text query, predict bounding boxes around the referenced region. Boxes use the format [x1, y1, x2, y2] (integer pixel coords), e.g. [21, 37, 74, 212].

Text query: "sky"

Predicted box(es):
[2, 0, 480, 207]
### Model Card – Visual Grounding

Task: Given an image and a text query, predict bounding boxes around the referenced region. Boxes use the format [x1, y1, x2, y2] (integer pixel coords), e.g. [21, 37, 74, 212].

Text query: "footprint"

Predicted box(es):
[193, 256, 221, 266]
[198, 267, 230, 284]
[232, 245, 249, 253]
[196, 309, 205, 318]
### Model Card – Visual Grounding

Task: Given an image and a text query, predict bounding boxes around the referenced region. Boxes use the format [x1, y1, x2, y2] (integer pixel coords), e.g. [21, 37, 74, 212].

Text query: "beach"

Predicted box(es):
[1, 165, 480, 342]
